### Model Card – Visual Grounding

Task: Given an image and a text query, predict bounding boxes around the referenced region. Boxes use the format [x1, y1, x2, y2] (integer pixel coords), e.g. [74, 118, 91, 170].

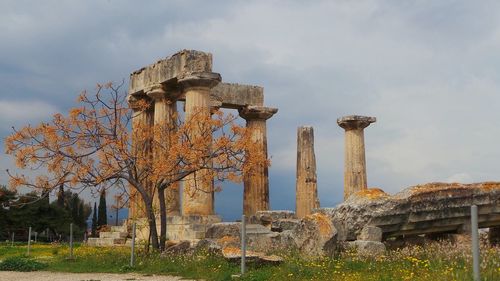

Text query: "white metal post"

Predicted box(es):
[27, 226, 31, 256]
[241, 215, 246, 275]
[130, 222, 136, 267]
[69, 223, 74, 259]
[471, 205, 480, 281]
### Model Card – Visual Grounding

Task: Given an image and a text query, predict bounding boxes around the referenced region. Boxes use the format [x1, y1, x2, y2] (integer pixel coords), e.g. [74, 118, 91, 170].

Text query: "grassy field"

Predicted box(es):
[0, 241, 499, 280]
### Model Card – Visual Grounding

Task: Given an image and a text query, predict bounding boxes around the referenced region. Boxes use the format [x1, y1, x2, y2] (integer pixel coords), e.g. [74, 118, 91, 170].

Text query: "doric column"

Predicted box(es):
[179, 72, 221, 216]
[239, 106, 278, 216]
[146, 84, 181, 216]
[337, 115, 376, 200]
[296, 126, 319, 218]
[127, 95, 154, 219]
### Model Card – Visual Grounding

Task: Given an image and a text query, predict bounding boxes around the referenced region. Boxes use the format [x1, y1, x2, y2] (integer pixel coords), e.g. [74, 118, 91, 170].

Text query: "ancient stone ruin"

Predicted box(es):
[127, 50, 277, 242]
[90, 50, 500, 259]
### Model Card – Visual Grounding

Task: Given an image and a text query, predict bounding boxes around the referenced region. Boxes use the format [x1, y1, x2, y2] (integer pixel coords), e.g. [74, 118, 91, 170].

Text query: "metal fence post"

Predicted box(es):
[11, 233, 14, 247]
[69, 223, 74, 259]
[27, 226, 31, 256]
[241, 215, 246, 275]
[471, 205, 480, 281]
[130, 222, 136, 267]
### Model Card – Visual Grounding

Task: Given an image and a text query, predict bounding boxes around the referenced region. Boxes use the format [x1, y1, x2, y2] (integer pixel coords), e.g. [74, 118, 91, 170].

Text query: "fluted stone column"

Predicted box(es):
[146, 84, 181, 216]
[128, 95, 154, 219]
[296, 126, 319, 218]
[337, 115, 376, 200]
[239, 106, 278, 216]
[180, 72, 221, 216]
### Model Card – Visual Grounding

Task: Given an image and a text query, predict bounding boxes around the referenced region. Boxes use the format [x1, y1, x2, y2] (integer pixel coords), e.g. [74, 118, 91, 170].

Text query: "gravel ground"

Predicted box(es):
[0, 271, 196, 281]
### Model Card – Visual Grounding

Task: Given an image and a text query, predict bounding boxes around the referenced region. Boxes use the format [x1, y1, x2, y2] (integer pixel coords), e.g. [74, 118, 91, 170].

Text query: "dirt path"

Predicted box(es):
[0, 271, 196, 281]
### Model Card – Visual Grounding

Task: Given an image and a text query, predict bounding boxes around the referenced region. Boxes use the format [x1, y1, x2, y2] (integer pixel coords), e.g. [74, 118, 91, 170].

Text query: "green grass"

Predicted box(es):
[0, 242, 499, 280]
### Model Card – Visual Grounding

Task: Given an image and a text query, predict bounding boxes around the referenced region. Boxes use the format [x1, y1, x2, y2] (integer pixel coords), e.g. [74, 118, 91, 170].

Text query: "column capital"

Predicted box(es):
[127, 94, 152, 111]
[239, 106, 278, 121]
[178, 72, 222, 91]
[144, 84, 181, 101]
[337, 115, 376, 130]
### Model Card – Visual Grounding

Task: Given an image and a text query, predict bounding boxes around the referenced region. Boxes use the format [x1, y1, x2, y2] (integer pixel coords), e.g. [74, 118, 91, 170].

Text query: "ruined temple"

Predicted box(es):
[89, 50, 500, 255]
[127, 50, 277, 241]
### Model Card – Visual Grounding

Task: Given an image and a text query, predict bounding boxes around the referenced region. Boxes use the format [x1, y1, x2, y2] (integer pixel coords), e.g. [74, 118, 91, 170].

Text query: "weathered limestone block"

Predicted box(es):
[489, 227, 500, 245]
[211, 83, 264, 108]
[259, 213, 338, 257]
[271, 219, 301, 232]
[347, 241, 386, 257]
[252, 210, 297, 222]
[194, 238, 223, 254]
[200, 212, 338, 257]
[289, 213, 338, 256]
[337, 115, 376, 200]
[129, 50, 213, 96]
[221, 247, 283, 264]
[296, 126, 320, 218]
[205, 222, 241, 239]
[163, 241, 192, 255]
[358, 226, 383, 242]
[323, 182, 500, 241]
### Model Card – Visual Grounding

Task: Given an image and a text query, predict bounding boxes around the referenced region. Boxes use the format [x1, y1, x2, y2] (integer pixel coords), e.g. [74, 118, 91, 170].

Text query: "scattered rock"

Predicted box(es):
[272, 213, 338, 257]
[163, 240, 191, 255]
[358, 226, 382, 242]
[319, 182, 500, 241]
[221, 246, 283, 264]
[205, 222, 240, 239]
[347, 240, 386, 257]
[249, 210, 297, 225]
[271, 219, 300, 232]
[194, 239, 222, 255]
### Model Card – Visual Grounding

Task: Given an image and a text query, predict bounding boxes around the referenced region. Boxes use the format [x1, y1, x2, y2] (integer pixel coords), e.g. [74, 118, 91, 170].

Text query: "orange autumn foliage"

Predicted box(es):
[4, 82, 268, 248]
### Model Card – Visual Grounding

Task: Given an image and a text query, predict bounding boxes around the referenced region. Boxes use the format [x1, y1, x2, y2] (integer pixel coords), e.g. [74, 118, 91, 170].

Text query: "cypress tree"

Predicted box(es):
[97, 190, 107, 227]
[91, 202, 97, 237]
[57, 184, 65, 208]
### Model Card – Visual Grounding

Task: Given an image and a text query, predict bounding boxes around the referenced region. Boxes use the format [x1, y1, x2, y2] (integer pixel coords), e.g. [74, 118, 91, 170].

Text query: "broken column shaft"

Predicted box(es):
[239, 106, 277, 216]
[295, 126, 319, 218]
[180, 72, 221, 216]
[337, 115, 376, 200]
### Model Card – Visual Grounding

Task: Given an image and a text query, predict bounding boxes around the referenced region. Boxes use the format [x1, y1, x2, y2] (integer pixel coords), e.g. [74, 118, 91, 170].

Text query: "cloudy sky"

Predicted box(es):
[2, 0, 500, 220]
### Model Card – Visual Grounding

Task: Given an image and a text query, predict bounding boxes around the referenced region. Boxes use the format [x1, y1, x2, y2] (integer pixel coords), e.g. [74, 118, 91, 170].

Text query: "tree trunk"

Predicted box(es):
[143, 197, 159, 251]
[158, 188, 167, 251]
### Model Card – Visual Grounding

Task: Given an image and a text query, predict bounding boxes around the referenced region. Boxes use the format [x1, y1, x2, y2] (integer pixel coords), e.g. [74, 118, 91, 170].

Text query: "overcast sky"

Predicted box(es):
[2, 0, 500, 220]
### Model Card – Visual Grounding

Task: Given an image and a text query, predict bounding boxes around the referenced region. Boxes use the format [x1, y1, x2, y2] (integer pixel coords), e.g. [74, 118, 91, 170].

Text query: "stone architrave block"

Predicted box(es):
[358, 226, 382, 242]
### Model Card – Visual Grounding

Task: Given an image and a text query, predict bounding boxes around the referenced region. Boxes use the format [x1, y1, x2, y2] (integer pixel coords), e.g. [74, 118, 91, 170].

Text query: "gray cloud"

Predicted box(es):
[2, 1, 500, 220]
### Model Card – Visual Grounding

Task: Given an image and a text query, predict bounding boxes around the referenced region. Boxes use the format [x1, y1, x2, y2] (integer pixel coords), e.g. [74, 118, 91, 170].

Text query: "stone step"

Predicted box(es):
[111, 225, 127, 232]
[99, 231, 128, 239]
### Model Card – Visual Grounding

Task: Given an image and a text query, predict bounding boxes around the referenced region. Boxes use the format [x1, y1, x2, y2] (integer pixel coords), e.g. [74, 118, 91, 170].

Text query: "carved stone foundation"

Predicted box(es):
[131, 215, 222, 243]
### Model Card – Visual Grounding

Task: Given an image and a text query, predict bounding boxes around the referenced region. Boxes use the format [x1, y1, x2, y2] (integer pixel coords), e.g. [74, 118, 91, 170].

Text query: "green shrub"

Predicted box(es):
[0, 256, 47, 271]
